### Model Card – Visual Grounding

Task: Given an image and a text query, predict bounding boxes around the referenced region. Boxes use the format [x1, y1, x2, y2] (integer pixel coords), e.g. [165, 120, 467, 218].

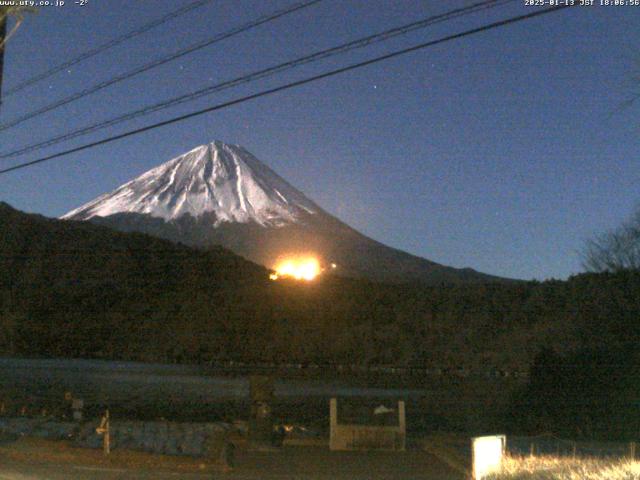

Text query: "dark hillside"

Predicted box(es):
[1, 203, 639, 380]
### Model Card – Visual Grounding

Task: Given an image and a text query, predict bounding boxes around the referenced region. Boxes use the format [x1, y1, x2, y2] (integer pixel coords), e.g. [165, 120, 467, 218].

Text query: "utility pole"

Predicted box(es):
[0, 7, 31, 111]
[0, 13, 6, 110]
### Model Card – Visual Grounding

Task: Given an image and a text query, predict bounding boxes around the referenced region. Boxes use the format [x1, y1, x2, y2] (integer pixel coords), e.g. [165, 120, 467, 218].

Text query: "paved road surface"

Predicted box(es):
[0, 446, 464, 479]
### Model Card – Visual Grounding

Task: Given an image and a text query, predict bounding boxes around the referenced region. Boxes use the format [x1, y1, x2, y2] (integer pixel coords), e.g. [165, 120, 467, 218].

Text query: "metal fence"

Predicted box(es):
[508, 434, 634, 459]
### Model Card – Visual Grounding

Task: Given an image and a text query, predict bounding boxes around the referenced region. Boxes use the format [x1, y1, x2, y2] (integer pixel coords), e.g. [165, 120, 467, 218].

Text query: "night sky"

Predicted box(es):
[0, 0, 638, 281]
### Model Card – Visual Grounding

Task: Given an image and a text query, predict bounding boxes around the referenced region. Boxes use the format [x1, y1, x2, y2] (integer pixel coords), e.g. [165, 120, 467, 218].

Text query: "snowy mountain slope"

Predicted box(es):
[63, 140, 508, 284]
[62, 141, 318, 227]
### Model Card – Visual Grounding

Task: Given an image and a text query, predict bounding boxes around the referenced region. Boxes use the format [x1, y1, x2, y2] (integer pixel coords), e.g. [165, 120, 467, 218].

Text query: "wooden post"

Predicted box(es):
[629, 442, 636, 460]
[572, 443, 576, 459]
[329, 398, 337, 450]
[530, 443, 535, 457]
[96, 409, 110, 455]
[104, 410, 110, 455]
[103, 410, 110, 455]
[397, 400, 406, 451]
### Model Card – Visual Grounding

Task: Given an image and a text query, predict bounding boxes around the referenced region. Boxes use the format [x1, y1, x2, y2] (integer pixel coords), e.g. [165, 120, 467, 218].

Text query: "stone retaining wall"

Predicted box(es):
[0, 417, 231, 458]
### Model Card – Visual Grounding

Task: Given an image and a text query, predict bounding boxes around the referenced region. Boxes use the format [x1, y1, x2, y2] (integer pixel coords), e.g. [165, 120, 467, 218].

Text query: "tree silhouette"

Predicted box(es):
[583, 206, 640, 272]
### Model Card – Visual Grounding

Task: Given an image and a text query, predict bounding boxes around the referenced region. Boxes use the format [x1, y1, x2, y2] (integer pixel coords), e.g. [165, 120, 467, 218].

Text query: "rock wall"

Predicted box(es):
[0, 418, 231, 458]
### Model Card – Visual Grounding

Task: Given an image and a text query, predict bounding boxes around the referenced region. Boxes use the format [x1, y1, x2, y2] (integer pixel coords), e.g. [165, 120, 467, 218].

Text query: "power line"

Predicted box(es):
[0, 0, 323, 132]
[0, 0, 514, 160]
[3, 0, 215, 98]
[0, 5, 573, 177]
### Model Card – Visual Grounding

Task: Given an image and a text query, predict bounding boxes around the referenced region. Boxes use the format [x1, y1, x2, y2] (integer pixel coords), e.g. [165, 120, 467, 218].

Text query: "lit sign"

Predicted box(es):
[472, 435, 505, 479]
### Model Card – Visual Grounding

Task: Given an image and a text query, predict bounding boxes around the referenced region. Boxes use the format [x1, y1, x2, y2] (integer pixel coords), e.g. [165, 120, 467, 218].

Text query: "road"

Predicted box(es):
[0, 461, 212, 479]
[0, 445, 464, 479]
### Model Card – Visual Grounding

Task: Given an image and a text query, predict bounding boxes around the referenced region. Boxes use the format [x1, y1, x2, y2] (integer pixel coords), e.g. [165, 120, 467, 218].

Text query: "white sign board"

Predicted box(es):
[472, 435, 505, 480]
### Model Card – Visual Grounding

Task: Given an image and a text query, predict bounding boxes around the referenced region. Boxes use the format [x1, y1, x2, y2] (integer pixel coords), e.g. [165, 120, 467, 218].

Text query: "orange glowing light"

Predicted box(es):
[271, 257, 321, 281]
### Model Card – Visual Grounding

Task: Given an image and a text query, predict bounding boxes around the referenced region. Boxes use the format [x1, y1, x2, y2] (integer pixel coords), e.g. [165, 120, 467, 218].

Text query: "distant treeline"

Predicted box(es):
[507, 345, 640, 441]
[1, 202, 639, 377]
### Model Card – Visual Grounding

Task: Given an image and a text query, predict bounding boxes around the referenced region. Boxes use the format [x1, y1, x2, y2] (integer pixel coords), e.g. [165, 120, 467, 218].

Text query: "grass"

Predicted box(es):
[487, 455, 640, 480]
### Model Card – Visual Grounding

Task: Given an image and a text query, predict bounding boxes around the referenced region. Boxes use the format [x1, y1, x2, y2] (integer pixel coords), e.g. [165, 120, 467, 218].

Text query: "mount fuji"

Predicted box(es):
[63, 140, 504, 284]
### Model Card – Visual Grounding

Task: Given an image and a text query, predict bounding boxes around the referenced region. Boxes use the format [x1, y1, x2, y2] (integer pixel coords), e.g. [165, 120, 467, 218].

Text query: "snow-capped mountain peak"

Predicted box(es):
[61, 140, 506, 284]
[62, 141, 319, 227]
